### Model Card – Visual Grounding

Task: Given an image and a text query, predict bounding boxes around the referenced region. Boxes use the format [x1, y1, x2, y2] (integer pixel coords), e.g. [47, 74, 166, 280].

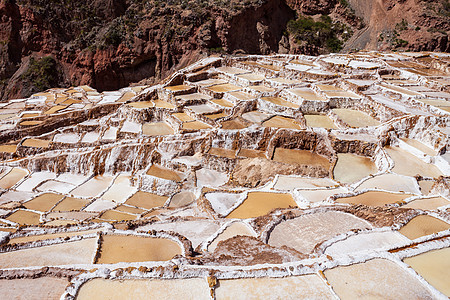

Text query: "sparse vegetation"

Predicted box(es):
[287, 15, 346, 53]
[395, 19, 409, 31]
[21, 56, 59, 92]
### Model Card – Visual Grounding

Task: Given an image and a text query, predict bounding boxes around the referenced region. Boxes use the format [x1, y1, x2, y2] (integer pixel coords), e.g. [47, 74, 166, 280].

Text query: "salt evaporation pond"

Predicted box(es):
[324, 259, 434, 299]
[96, 235, 182, 263]
[76, 278, 211, 300]
[404, 247, 450, 297]
[333, 153, 377, 183]
[226, 192, 297, 219]
[398, 215, 450, 240]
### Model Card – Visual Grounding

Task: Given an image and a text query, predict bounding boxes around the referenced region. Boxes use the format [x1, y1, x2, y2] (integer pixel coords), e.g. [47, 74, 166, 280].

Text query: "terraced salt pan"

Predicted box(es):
[16, 171, 56, 191]
[237, 73, 265, 82]
[46, 211, 95, 221]
[186, 104, 219, 115]
[402, 196, 449, 210]
[53, 132, 80, 144]
[332, 109, 380, 127]
[37, 180, 76, 194]
[385, 146, 444, 178]
[124, 191, 168, 210]
[23, 193, 64, 212]
[336, 191, 413, 206]
[52, 197, 89, 211]
[208, 222, 256, 252]
[147, 164, 185, 182]
[400, 138, 437, 156]
[404, 248, 450, 297]
[127, 101, 155, 108]
[324, 231, 410, 256]
[196, 168, 228, 187]
[268, 211, 371, 253]
[272, 148, 331, 170]
[333, 153, 377, 183]
[101, 127, 118, 140]
[0, 277, 69, 300]
[139, 220, 221, 249]
[237, 148, 266, 158]
[0, 238, 97, 268]
[227, 91, 254, 100]
[81, 131, 101, 143]
[398, 215, 450, 240]
[101, 175, 137, 203]
[120, 120, 142, 134]
[0, 190, 35, 205]
[20, 120, 43, 126]
[8, 229, 100, 244]
[260, 96, 299, 108]
[262, 116, 302, 130]
[71, 175, 114, 198]
[169, 191, 196, 208]
[211, 98, 234, 107]
[221, 118, 248, 130]
[207, 83, 242, 93]
[226, 192, 297, 219]
[153, 99, 176, 109]
[208, 147, 236, 158]
[99, 210, 137, 221]
[194, 78, 228, 87]
[0, 168, 28, 189]
[206, 192, 242, 215]
[205, 112, 229, 120]
[0, 144, 17, 153]
[287, 88, 327, 101]
[6, 210, 41, 225]
[324, 259, 434, 299]
[356, 173, 421, 194]
[241, 111, 271, 123]
[298, 187, 348, 203]
[76, 278, 211, 300]
[182, 121, 212, 130]
[83, 199, 116, 212]
[172, 112, 195, 122]
[142, 122, 174, 136]
[215, 275, 334, 299]
[304, 114, 337, 129]
[273, 176, 338, 190]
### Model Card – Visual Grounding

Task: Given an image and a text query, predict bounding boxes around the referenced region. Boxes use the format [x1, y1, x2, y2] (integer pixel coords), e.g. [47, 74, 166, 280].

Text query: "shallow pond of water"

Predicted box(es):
[332, 109, 380, 127]
[403, 248, 450, 297]
[262, 116, 302, 130]
[23, 193, 64, 212]
[0, 168, 28, 189]
[142, 122, 174, 136]
[304, 114, 337, 129]
[226, 192, 297, 219]
[336, 191, 412, 206]
[399, 215, 449, 240]
[333, 153, 377, 183]
[96, 235, 182, 264]
[125, 191, 168, 210]
[385, 146, 443, 178]
[76, 278, 210, 300]
[147, 164, 184, 182]
[272, 148, 331, 170]
[6, 210, 41, 225]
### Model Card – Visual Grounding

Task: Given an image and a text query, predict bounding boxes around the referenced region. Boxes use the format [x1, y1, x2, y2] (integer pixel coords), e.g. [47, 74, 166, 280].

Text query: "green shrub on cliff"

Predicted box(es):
[287, 15, 345, 53]
[21, 56, 59, 92]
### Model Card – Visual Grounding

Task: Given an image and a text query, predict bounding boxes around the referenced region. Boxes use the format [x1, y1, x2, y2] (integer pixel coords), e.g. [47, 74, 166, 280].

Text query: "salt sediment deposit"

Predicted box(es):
[0, 52, 449, 299]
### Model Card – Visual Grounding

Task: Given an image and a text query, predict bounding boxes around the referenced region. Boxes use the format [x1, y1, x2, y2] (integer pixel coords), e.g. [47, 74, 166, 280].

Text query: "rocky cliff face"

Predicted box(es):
[0, 0, 448, 101]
